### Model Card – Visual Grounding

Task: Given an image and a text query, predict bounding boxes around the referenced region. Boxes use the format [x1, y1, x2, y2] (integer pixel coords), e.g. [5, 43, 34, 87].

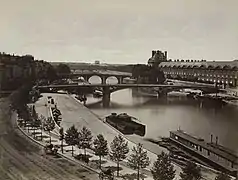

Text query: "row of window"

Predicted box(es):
[162, 68, 237, 75]
[164, 71, 237, 79]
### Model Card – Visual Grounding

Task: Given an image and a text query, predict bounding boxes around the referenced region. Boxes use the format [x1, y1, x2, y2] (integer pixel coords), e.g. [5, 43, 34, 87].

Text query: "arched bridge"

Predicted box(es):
[37, 84, 221, 107]
[66, 70, 132, 84]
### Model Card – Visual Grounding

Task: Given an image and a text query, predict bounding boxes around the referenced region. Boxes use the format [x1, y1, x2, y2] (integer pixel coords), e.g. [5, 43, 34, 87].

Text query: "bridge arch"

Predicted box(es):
[105, 76, 119, 84]
[88, 75, 102, 84]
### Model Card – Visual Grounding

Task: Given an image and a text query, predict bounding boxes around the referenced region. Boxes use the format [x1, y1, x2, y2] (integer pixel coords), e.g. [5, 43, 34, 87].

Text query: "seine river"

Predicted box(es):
[87, 76, 238, 154]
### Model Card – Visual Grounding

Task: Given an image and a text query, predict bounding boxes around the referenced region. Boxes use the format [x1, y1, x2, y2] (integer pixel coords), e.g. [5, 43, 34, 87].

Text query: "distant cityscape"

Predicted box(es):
[1, 50, 238, 92]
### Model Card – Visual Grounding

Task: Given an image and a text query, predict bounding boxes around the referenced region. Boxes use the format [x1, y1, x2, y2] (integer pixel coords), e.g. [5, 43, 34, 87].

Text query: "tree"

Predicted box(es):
[78, 126, 93, 157]
[43, 117, 55, 144]
[56, 63, 71, 77]
[38, 115, 46, 141]
[127, 143, 150, 180]
[65, 125, 79, 156]
[30, 105, 41, 139]
[45, 65, 58, 82]
[151, 151, 175, 180]
[93, 134, 109, 169]
[132, 64, 165, 84]
[59, 127, 64, 153]
[180, 161, 201, 180]
[110, 134, 129, 177]
[215, 172, 231, 180]
[31, 113, 41, 139]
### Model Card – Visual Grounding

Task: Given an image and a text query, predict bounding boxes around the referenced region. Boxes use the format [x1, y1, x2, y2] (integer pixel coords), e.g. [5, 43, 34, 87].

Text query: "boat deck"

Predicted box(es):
[170, 130, 238, 175]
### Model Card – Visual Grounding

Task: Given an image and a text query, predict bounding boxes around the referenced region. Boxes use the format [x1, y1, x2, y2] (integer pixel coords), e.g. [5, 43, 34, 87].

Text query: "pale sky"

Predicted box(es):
[0, 0, 237, 64]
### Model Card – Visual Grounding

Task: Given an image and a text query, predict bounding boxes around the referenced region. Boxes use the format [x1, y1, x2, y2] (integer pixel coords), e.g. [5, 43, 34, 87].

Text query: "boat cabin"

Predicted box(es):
[170, 130, 238, 175]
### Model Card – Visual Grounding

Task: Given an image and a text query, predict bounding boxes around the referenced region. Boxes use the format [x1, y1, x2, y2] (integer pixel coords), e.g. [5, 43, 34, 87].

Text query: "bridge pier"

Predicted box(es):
[84, 76, 90, 82]
[157, 88, 168, 98]
[117, 77, 123, 84]
[102, 76, 107, 85]
[102, 87, 110, 107]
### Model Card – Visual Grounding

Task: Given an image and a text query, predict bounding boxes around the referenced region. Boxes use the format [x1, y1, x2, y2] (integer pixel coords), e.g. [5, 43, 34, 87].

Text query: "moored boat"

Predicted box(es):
[105, 113, 146, 136]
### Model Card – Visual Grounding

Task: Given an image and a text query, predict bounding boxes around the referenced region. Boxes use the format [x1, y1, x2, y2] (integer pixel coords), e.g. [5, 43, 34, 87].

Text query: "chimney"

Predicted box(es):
[152, 50, 156, 57]
[164, 51, 168, 60]
[216, 136, 218, 145]
[210, 134, 213, 143]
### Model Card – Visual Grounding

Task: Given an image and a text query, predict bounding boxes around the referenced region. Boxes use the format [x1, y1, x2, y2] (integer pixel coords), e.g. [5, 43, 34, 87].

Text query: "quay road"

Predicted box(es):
[0, 98, 99, 180]
[35, 93, 220, 180]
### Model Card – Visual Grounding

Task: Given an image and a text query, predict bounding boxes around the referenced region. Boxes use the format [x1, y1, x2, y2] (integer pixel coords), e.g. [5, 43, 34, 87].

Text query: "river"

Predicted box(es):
[87, 76, 238, 155]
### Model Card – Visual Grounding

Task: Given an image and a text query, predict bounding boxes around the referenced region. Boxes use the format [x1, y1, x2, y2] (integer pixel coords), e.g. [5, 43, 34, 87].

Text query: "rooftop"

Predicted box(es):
[159, 61, 238, 69]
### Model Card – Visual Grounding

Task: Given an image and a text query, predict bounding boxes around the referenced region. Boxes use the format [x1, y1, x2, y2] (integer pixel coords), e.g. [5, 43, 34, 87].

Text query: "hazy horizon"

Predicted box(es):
[1, 0, 237, 64]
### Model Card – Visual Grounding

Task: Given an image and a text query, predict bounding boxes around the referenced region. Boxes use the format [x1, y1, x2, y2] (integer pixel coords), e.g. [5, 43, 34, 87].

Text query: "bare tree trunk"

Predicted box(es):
[84, 148, 86, 157]
[61, 139, 63, 153]
[72, 146, 74, 156]
[137, 166, 140, 180]
[117, 161, 120, 177]
[99, 156, 102, 169]
[49, 131, 51, 144]
[41, 126, 43, 141]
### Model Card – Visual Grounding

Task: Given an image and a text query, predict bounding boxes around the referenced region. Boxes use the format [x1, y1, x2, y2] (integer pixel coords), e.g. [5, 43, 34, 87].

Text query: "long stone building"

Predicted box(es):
[148, 50, 238, 87]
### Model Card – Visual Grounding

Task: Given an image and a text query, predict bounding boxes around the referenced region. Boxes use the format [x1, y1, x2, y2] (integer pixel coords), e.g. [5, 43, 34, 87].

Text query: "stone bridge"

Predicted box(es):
[67, 70, 132, 84]
[37, 84, 220, 107]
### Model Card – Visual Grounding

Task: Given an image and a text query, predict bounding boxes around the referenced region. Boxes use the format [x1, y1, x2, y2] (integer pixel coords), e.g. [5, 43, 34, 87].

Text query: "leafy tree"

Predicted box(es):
[215, 172, 231, 180]
[43, 117, 55, 144]
[65, 125, 79, 156]
[78, 126, 93, 157]
[110, 134, 129, 177]
[59, 127, 64, 153]
[132, 64, 165, 84]
[93, 134, 109, 169]
[38, 115, 46, 141]
[45, 64, 58, 82]
[151, 151, 175, 180]
[56, 63, 71, 77]
[180, 161, 201, 180]
[30, 113, 41, 139]
[127, 143, 150, 180]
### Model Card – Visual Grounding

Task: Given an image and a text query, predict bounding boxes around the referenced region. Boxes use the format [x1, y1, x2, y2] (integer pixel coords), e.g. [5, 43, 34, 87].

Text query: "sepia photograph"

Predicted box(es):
[0, 0, 238, 179]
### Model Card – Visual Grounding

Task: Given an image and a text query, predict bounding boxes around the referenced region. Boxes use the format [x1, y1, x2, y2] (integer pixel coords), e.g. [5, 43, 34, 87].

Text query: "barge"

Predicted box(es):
[105, 113, 146, 136]
[169, 130, 238, 176]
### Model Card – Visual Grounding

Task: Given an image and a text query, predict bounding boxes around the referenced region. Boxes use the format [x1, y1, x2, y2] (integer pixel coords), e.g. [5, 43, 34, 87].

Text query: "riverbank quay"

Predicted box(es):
[34, 92, 225, 180]
[0, 97, 99, 180]
[34, 93, 156, 180]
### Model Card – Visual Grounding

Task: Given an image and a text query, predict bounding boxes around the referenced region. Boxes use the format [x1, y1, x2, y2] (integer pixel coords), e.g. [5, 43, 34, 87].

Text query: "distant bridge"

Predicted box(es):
[66, 70, 132, 84]
[37, 83, 220, 107]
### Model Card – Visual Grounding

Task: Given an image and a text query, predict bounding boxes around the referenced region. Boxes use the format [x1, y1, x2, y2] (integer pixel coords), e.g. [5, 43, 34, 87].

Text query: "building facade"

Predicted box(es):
[147, 50, 238, 87]
[148, 50, 167, 67]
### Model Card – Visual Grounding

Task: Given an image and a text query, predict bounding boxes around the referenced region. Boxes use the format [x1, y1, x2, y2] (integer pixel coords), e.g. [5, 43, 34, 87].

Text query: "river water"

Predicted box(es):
[87, 76, 238, 155]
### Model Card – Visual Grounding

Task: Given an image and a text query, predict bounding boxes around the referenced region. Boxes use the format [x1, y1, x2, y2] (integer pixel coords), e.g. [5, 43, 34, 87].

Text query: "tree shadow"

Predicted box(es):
[122, 173, 147, 180]
[91, 159, 107, 165]
[104, 165, 123, 173]
[45, 139, 58, 143]
[31, 131, 41, 135]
